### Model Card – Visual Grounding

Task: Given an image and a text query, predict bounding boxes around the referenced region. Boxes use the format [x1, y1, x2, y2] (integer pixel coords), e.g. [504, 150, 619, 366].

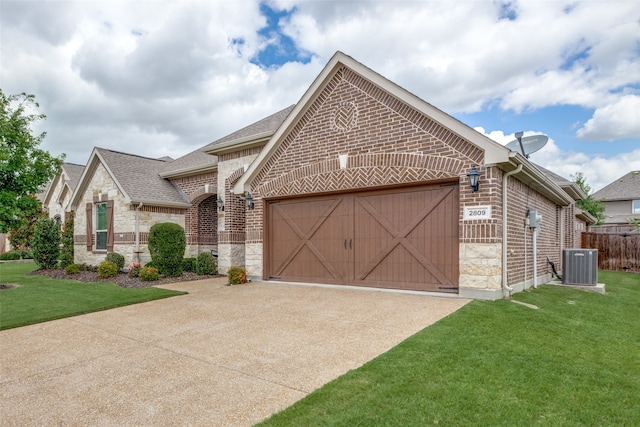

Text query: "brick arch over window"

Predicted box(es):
[257, 153, 464, 198]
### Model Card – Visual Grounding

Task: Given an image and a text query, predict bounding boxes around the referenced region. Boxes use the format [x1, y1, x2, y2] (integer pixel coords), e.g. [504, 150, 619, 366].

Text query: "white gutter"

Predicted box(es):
[502, 163, 523, 296]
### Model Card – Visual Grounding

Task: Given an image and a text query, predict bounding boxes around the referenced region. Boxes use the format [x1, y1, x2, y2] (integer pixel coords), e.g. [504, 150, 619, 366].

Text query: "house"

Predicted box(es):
[67, 51, 592, 299]
[41, 162, 85, 224]
[592, 171, 640, 226]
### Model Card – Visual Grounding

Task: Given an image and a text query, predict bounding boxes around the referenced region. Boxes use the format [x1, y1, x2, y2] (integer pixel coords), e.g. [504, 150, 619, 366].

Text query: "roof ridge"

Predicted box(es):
[96, 147, 173, 163]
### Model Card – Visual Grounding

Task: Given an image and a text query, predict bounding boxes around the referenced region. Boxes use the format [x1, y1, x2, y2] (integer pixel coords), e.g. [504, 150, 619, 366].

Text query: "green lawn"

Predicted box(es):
[0, 262, 185, 330]
[259, 270, 640, 426]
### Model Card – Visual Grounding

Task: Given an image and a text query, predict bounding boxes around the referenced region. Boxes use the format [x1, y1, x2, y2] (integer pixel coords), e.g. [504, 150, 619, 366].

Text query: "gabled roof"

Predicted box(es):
[593, 171, 640, 201]
[41, 162, 86, 208]
[70, 148, 190, 210]
[232, 51, 574, 206]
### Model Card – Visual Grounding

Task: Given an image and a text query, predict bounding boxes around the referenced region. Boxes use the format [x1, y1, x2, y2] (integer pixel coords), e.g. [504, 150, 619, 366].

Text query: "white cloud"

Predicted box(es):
[1, 0, 638, 167]
[577, 95, 640, 141]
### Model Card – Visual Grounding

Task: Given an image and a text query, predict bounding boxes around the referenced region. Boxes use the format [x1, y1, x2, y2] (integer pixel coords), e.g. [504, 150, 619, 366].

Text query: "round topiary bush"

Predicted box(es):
[139, 266, 160, 282]
[97, 260, 118, 278]
[105, 252, 125, 270]
[32, 216, 61, 269]
[148, 223, 186, 277]
[196, 252, 217, 275]
[227, 266, 247, 285]
[65, 263, 80, 275]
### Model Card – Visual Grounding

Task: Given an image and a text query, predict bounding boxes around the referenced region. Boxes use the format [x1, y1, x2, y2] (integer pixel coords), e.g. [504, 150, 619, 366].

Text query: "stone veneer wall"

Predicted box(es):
[74, 163, 186, 266]
[216, 148, 262, 274]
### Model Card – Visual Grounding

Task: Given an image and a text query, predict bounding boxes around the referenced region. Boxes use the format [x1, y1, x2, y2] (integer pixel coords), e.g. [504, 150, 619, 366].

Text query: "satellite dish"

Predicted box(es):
[505, 134, 549, 158]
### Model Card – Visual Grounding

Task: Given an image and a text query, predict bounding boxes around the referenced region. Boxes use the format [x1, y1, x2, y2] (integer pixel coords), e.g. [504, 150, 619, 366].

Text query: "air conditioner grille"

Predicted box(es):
[563, 249, 598, 285]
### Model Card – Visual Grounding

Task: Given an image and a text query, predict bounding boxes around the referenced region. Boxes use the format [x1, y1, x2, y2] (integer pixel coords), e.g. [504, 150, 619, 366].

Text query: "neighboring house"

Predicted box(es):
[41, 162, 85, 224]
[65, 51, 592, 299]
[592, 171, 640, 226]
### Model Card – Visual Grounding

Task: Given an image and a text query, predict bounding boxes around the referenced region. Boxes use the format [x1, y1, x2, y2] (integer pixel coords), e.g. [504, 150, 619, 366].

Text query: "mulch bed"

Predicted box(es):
[27, 269, 224, 289]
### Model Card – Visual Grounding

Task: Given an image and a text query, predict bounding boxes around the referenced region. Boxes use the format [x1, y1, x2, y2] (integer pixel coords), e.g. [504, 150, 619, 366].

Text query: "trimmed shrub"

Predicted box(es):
[144, 261, 156, 269]
[227, 266, 247, 285]
[139, 266, 160, 282]
[97, 260, 118, 278]
[196, 252, 217, 275]
[105, 252, 125, 270]
[0, 251, 22, 260]
[65, 263, 80, 275]
[32, 216, 61, 269]
[182, 258, 197, 273]
[148, 223, 186, 277]
[59, 212, 74, 269]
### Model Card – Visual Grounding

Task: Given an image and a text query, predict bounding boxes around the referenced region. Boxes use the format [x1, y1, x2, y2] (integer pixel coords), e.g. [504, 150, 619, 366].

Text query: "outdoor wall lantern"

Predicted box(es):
[245, 192, 255, 210]
[467, 166, 480, 193]
[216, 197, 224, 211]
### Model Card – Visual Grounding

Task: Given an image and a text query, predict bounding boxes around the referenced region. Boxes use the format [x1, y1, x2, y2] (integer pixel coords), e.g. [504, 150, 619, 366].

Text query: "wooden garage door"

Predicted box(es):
[266, 183, 459, 292]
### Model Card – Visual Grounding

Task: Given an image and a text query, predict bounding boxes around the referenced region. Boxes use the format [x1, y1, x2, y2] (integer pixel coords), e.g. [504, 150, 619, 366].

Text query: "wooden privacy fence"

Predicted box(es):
[582, 231, 640, 272]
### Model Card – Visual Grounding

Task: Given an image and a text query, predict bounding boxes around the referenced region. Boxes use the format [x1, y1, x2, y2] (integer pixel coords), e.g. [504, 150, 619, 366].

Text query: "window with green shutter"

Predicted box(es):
[96, 202, 107, 250]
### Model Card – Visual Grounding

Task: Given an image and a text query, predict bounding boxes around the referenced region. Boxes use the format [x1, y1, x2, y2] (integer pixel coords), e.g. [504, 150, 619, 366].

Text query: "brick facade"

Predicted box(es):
[170, 172, 218, 257]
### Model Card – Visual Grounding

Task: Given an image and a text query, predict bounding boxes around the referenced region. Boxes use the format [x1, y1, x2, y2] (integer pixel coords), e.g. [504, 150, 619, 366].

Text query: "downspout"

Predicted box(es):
[533, 226, 539, 288]
[502, 164, 523, 296]
[135, 202, 143, 263]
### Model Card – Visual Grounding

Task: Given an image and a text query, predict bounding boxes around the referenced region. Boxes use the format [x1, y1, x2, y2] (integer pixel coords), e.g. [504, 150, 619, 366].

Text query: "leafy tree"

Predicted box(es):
[7, 195, 45, 250]
[571, 172, 606, 225]
[0, 90, 64, 233]
[31, 216, 61, 269]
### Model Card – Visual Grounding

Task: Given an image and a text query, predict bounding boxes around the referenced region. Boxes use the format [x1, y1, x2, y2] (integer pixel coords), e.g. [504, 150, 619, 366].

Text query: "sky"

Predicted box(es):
[1, 0, 639, 192]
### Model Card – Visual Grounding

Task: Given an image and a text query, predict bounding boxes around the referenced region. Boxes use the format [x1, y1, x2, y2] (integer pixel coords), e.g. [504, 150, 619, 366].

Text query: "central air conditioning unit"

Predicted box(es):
[563, 249, 598, 285]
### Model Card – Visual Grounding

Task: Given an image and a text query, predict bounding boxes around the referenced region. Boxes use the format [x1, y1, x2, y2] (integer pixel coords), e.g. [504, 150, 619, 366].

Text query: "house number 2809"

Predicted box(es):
[463, 206, 492, 220]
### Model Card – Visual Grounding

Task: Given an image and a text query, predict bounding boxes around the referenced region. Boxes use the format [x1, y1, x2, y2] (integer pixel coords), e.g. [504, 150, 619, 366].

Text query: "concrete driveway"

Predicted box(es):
[0, 278, 469, 426]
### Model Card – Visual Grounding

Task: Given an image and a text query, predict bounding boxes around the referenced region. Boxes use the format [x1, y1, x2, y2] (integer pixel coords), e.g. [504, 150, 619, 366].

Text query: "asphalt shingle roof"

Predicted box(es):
[63, 163, 85, 191]
[201, 105, 295, 152]
[95, 148, 189, 206]
[593, 171, 640, 201]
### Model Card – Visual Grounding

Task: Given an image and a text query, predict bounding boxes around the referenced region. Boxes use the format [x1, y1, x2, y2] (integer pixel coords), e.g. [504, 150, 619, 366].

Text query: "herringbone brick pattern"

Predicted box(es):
[258, 152, 463, 198]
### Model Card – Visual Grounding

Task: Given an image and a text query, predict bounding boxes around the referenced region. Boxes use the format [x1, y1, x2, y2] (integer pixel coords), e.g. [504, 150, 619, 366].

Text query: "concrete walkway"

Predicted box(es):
[0, 279, 469, 426]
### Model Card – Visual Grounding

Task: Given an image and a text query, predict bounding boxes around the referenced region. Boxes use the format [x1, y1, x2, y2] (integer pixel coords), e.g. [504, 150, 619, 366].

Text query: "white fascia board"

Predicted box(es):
[205, 134, 272, 156]
[159, 164, 218, 179]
